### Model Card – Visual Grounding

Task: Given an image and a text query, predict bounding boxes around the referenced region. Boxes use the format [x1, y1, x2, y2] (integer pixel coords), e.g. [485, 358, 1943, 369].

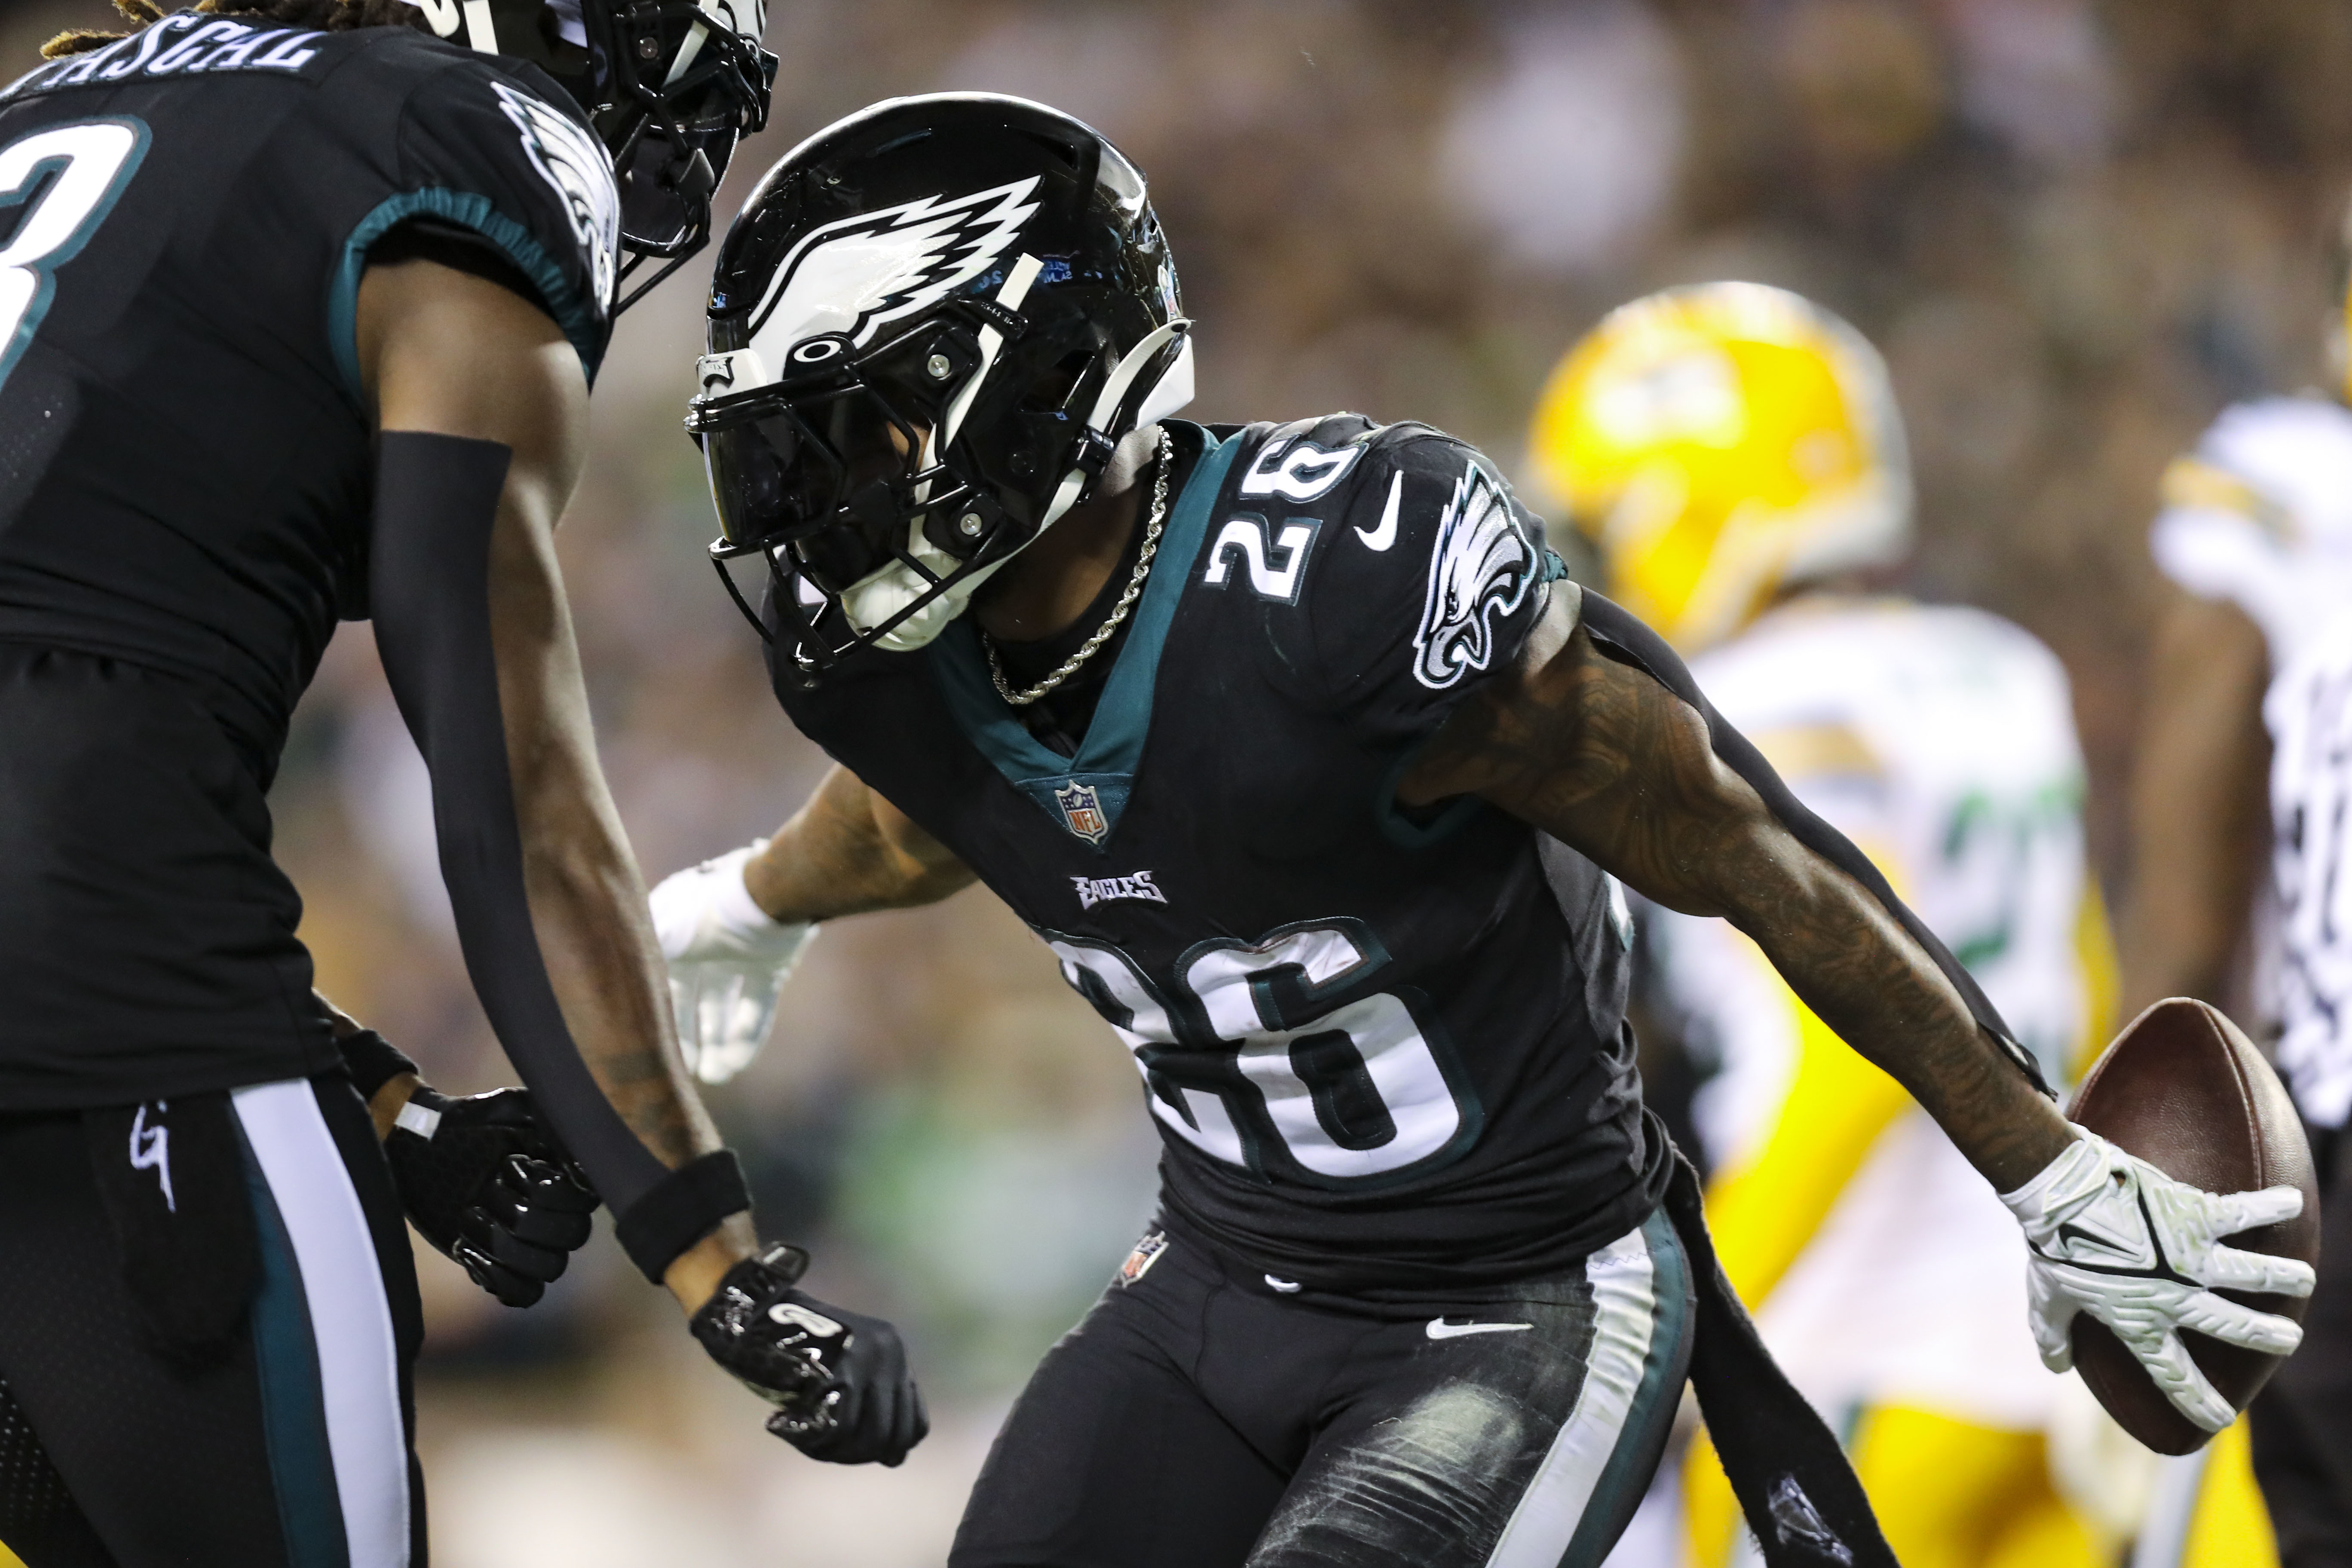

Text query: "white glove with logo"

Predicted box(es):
[649, 841, 815, 1086]
[1998, 1129, 2314, 1433]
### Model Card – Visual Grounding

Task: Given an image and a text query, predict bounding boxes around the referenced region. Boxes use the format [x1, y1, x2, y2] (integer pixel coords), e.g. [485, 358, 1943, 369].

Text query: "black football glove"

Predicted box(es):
[689, 1243, 929, 1466]
[384, 1087, 599, 1308]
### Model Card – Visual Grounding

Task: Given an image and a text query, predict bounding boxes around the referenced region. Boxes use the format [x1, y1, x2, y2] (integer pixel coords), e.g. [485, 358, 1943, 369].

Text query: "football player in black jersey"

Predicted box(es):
[0, 4, 922, 1565]
[658, 96, 2316, 1567]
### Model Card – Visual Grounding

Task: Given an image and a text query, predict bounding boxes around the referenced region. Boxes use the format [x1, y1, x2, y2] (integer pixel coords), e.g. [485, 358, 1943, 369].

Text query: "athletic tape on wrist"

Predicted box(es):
[615, 1149, 753, 1282]
[335, 1028, 419, 1102]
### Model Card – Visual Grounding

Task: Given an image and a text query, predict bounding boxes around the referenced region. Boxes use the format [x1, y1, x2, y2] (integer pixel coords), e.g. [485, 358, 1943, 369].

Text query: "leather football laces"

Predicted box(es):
[985, 426, 1172, 708]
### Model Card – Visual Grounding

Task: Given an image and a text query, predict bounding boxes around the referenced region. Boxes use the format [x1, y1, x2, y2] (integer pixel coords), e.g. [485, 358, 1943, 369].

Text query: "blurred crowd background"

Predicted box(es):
[12, 0, 2352, 1561]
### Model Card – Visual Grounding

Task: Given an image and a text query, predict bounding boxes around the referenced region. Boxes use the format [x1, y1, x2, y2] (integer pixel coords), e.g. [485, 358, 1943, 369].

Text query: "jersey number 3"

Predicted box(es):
[0, 119, 149, 397]
[1047, 920, 1481, 1188]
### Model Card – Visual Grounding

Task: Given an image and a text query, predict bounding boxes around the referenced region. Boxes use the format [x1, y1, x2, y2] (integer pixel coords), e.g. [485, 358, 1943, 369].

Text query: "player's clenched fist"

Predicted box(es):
[690, 1243, 929, 1466]
[386, 1086, 600, 1308]
[2000, 1129, 2314, 1432]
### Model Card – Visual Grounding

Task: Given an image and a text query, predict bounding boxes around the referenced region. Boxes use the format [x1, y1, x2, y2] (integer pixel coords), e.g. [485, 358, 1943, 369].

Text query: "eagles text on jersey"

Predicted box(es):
[770, 413, 1667, 1293]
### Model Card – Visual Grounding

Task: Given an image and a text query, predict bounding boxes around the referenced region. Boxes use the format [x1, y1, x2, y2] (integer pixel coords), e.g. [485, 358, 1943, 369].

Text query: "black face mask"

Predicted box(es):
[692, 95, 1192, 680]
[411, 0, 776, 314]
[585, 0, 775, 309]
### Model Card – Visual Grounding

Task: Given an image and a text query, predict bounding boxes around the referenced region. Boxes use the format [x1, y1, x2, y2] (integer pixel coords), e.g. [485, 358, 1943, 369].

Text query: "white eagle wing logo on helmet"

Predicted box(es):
[749, 178, 1044, 356]
[491, 83, 619, 306]
[1412, 461, 1539, 690]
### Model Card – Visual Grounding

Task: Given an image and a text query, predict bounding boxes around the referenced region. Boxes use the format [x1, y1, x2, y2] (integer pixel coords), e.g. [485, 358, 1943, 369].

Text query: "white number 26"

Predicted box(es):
[0, 119, 148, 395]
[1047, 919, 1482, 1188]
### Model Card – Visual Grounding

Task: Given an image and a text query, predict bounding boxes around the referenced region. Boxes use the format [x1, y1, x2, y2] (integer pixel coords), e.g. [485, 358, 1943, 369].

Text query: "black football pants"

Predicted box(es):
[2252, 1123, 2352, 1568]
[951, 1207, 1694, 1568]
[0, 1073, 423, 1568]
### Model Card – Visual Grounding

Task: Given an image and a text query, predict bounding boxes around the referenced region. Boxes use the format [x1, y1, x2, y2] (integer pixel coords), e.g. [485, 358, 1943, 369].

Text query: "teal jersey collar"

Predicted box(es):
[930, 423, 1244, 848]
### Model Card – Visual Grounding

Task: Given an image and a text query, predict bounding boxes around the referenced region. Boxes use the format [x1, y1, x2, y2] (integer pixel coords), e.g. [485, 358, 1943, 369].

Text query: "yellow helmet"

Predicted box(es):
[1525, 282, 1912, 654]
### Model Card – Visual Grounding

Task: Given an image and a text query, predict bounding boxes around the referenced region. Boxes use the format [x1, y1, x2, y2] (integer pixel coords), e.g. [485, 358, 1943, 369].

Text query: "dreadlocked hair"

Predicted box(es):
[43, 0, 427, 60]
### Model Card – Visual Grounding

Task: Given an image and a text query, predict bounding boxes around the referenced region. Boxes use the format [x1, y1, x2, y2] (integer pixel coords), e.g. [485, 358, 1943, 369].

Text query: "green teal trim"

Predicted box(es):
[240, 1136, 349, 1568]
[1563, 1207, 1696, 1567]
[1372, 735, 1485, 850]
[930, 423, 1246, 845]
[327, 189, 601, 405]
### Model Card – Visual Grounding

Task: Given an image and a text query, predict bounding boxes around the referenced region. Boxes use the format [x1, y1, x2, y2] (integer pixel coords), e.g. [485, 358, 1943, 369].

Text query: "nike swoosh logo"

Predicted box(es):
[1356, 471, 1401, 551]
[1426, 1318, 1533, 1340]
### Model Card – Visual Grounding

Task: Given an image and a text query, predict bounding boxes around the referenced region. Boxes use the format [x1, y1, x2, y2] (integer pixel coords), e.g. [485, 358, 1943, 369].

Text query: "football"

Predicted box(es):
[2066, 997, 2321, 1455]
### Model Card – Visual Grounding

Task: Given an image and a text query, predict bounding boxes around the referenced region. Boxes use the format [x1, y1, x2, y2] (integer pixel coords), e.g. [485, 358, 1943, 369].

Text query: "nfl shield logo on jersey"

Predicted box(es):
[1118, 1231, 1168, 1286]
[1054, 781, 1111, 845]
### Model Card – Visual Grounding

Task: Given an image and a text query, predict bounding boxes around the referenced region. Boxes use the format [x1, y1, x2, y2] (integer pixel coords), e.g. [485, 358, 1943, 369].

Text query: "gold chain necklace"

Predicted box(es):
[985, 428, 1173, 708]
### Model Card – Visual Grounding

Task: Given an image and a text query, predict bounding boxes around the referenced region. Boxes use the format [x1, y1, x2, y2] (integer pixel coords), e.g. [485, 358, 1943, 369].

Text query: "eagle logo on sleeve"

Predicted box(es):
[491, 83, 619, 307]
[1412, 462, 1538, 690]
[747, 178, 1043, 355]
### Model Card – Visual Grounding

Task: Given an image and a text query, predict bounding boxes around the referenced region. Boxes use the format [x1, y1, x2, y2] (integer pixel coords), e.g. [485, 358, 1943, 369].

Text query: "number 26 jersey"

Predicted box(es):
[772, 415, 1672, 1293]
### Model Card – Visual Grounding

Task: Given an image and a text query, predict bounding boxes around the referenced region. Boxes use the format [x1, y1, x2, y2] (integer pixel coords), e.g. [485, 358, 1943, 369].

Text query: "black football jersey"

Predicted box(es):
[772, 416, 1670, 1292]
[0, 17, 617, 1106]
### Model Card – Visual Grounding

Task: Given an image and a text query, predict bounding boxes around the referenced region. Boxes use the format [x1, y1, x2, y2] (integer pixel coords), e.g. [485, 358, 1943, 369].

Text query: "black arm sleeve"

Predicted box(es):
[1578, 591, 2055, 1099]
[368, 433, 749, 1276]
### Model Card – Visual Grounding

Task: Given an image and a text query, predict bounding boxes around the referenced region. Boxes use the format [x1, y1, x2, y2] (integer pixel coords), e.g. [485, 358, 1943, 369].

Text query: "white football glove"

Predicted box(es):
[1999, 1129, 2314, 1433]
[649, 841, 815, 1086]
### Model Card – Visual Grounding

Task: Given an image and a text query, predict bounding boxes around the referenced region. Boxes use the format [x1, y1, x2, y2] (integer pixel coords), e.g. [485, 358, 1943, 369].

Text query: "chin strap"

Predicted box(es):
[841, 254, 1048, 651]
[663, 0, 763, 86]
[1034, 320, 1194, 536]
[933, 253, 1045, 456]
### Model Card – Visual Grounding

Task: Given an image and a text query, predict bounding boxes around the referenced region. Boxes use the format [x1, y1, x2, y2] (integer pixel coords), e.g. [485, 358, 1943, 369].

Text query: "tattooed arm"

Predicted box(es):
[1399, 586, 2073, 1190]
[1404, 585, 2316, 1426]
[743, 766, 977, 923]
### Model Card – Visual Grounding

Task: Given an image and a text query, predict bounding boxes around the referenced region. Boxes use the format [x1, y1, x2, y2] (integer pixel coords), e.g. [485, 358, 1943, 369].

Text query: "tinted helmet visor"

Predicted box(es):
[695, 371, 956, 597]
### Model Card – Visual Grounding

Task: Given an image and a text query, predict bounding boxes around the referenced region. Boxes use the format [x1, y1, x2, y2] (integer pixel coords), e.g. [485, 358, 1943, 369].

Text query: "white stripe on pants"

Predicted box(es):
[232, 1078, 410, 1568]
[1485, 1221, 1665, 1568]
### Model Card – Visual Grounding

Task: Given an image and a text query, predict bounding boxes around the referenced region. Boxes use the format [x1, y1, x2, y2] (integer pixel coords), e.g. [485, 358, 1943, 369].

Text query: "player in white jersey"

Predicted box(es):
[1527, 283, 2115, 1568]
[2129, 374, 2352, 1565]
[2267, 622, 2352, 1135]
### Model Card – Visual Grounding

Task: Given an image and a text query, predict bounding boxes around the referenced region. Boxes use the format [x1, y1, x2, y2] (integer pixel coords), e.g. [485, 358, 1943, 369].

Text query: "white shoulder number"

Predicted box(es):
[1198, 432, 1367, 601]
[0, 119, 147, 395]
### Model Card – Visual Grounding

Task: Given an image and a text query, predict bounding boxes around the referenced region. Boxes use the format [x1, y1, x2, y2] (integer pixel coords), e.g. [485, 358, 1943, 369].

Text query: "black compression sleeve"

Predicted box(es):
[367, 433, 745, 1264]
[1577, 591, 2054, 1099]
[334, 1028, 417, 1102]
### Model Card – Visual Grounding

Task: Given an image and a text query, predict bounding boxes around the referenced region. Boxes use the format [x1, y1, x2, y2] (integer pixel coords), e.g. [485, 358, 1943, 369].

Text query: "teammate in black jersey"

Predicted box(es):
[0, 4, 923, 1565]
[656, 96, 2316, 1567]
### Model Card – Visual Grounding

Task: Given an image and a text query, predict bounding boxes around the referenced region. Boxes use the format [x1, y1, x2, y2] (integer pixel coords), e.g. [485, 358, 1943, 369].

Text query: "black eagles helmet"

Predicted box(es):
[686, 93, 1193, 677]
[404, 0, 776, 309]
